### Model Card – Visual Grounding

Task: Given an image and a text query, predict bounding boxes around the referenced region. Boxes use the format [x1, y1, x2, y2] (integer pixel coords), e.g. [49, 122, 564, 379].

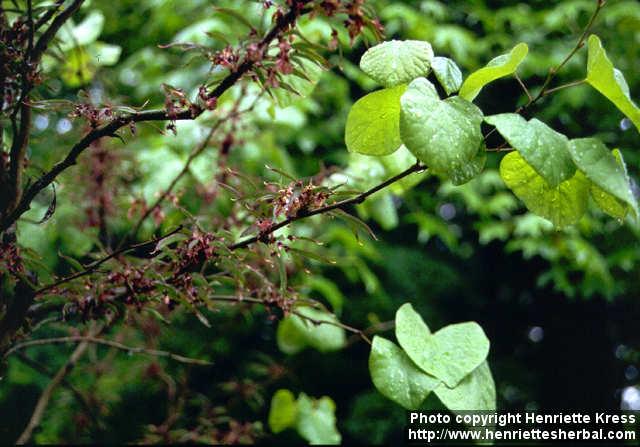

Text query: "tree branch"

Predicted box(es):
[36, 225, 184, 295]
[227, 161, 428, 251]
[15, 324, 97, 445]
[14, 352, 103, 430]
[0, 1, 310, 234]
[517, 0, 605, 114]
[31, 0, 84, 64]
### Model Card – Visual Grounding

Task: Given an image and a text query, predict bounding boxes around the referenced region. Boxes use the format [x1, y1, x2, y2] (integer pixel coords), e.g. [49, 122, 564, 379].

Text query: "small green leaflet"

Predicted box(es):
[345, 85, 407, 156]
[369, 336, 440, 410]
[590, 149, 629, 220]
[434, 362, 496, 412]
[431, 57, 463, 95]
[567, 139, 638, 218]
[400, 78, 483, 176]
[586, 35, 640, 132]
[500, 151, 590, 228]
[360, 40, 434, 87]
[395, 303, 431, 356]
[459, 43, 528, 101]
[485, 113, 576, 187]
[296, 393, 341, 445]
[276, 307, 346, 354]
[268, 389, 297, 433]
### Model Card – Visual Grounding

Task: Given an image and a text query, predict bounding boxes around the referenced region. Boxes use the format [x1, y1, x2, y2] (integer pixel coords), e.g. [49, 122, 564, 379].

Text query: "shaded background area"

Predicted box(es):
[1, 0, 639, 444]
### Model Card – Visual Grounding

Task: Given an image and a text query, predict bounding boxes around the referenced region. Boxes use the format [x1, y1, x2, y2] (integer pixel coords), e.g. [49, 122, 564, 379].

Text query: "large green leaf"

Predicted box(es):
[586, 35, 640, 132]
[296, 394, 341, 445]
[485, 113, 576, 187]
[400, 78, 483, 175]
[276, 307, 346, 354]
[395, 303, 431, 357]
[590, 149, 630, 219]
[500, 151, 590, 227]
[446, 143, 486, 186]
[360, 40, 434, 87]
[345, 85, 407, 156]
[369, 336, 440, 410]
[567, 138, 638, 218]
[431, 56, 463, 96]
[459, 43, 528, 101]
[402, 322, 490, 388]
[268, 389, 298, 433]
[434, 362, 496, 411]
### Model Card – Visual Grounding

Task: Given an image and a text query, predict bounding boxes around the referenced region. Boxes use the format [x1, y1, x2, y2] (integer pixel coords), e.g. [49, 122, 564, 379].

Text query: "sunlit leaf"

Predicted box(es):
[434, 361, 496, 411]
[500, 151, 590, 227]
[485, 113, 575, 187]
[431, 56, 463, 95]
[459, 43, 528, 101]
[590, 150, 629, 219]
[401, 320, 490, 388]
[586, 35, 640, 132]
[87, 42, 122, 66]
[360, 40, 434, 87]
[369, 336, 440, 410]
[395, 303, 431, 355]
[568, 139, 638, 218]
[345, 85, 407, 155]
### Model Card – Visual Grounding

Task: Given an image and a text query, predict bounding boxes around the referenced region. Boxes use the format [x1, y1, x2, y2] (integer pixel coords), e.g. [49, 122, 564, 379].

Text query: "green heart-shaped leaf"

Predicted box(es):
[434, 361, 496, 411]
[360, 40, 434, 87]
[369, 336, 440, 410]
[345, 85, 407, 156]
[485, 113, 576, 187]
[400, 78, 483, 175]
[568, 139, 638, 218]
[500, 151, 590, 227]
[586, 35, 640, 132]
[459, 43, 528, 101]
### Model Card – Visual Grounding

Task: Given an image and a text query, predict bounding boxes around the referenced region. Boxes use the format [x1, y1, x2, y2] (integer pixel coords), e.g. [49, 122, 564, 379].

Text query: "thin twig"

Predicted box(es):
[4, 335, 212, 366]
[514, 73, 532, 102]
[346, 320, 395, 346]
[292, 309, 372, 345]
[543, 79, 586, 96]
[517, 0, 605, 114]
